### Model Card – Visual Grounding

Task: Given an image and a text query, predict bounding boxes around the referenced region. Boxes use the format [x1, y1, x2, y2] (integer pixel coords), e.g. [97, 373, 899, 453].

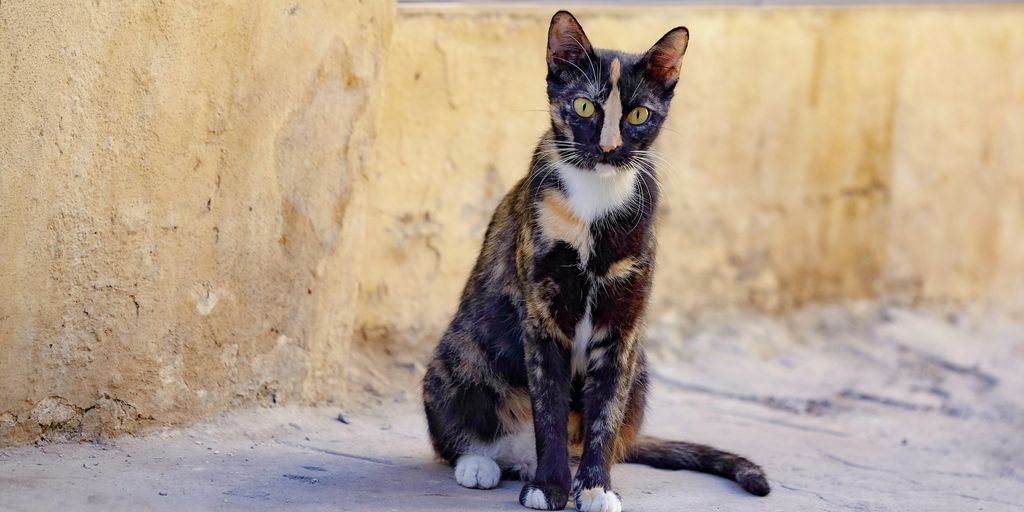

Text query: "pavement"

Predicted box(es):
[1, 304, 1022, 512]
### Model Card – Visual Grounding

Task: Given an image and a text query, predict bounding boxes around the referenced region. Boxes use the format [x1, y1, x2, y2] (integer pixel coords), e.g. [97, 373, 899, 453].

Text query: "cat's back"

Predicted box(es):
[433, 176, 532, 381]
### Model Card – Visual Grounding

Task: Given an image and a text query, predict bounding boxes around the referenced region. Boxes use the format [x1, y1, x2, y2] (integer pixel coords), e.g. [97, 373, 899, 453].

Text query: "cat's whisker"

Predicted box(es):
[566, 34, 599, 89]
[628, 77, 646, 104]
[628, 165, 648, 235]
[638, 170, 664, 201]
[553, 56, 596, 91]
[631, 153, 670, 174]
[540, 138, 582, 146]
[659, 125, 684, 137]
[528, 150, 562, 194]
[633, 163, 670, 195]
[631, 150, 674, 171]
[544, 143, 583, 150]
[632, 150, 680, 188]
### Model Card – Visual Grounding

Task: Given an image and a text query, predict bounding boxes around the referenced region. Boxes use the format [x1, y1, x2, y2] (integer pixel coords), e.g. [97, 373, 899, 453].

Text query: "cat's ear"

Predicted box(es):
[643, 27, 689, 88]
[547, 11, 594, 75]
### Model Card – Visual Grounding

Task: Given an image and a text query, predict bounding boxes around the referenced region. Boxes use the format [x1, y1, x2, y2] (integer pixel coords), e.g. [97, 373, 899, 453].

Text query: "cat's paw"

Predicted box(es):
[519, 482, 569, 510]
[575, 486, 622, 512]
[455, 455, 501, 489]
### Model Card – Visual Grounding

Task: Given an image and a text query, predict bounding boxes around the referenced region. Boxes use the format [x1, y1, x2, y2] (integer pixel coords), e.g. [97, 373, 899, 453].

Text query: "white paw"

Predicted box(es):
[521, 488, 549, 509]
[454, 455, 501, 489]
[576, 487, 622, 512]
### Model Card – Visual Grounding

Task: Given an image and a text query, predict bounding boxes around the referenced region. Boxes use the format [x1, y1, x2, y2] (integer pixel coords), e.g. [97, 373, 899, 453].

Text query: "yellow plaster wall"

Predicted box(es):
[0, 0, 394, 444]
[358, 6, 1024, 353]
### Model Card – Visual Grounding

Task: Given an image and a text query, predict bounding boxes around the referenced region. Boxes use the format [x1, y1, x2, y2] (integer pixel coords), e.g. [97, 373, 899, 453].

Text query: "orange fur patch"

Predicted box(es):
[537, 189, 592, 263]
[609, 56, 621, 83]
[544, 189, 582, 225]
[599, 58, 623, 153]
[606, 256, 637, 280]
[499, 390, 533, 430]
[568, 411, 584, 446]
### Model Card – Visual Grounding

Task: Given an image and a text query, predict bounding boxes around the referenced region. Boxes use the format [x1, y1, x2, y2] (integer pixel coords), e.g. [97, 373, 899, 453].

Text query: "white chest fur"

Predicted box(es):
[555, 162, 636, 373]
[571, 302, 594, 377]
[556, 163, 638, 223]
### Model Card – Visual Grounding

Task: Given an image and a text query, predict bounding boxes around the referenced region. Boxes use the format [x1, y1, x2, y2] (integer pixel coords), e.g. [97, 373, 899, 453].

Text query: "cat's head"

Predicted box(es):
[545, 11, 688, 173]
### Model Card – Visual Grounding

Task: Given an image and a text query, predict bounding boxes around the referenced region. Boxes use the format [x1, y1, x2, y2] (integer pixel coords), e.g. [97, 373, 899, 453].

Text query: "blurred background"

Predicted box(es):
[2, 0, 1023, 462]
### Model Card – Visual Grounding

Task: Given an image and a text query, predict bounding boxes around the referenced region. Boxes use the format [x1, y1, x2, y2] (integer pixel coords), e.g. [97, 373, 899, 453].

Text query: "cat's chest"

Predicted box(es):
[532, 180, 650, 341]
[535, 165, 641, 268]
[557, 163, 639, 226]
[536, 197, 646, 274]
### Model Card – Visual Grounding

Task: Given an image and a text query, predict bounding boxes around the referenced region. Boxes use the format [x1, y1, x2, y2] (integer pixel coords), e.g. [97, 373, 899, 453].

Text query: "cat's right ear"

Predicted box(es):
[643, 26, 689, 89]
[547, 11, 593, 77]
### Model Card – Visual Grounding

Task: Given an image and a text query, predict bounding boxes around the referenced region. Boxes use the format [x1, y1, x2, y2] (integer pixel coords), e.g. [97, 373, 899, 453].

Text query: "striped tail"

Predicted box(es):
[623, 435, 771, 496]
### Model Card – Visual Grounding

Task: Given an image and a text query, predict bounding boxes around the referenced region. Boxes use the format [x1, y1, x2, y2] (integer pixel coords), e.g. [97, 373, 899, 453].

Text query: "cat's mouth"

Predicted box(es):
[593, 156, 636, 174]
[594, 163, 619, 177]
[553, 146, 635, 174]
[564, 152, 633, 173]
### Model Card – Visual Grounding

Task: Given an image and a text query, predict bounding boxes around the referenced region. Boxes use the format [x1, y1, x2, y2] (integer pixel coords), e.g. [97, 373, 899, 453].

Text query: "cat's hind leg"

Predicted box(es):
[424, 356, 504, 490]
[424, 354, 536, 491]
[456, 427, 538, 489]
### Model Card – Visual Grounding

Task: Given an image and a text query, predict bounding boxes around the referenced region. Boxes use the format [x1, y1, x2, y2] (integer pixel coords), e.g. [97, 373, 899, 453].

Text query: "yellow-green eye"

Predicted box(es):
[627, 106, 650, 125]
[573, 97, 595, 118]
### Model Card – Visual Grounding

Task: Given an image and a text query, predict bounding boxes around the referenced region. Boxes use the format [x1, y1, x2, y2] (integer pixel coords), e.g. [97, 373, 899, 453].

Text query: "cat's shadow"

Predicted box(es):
[223, 451, 524, 510]
[222, 451, 756, 511]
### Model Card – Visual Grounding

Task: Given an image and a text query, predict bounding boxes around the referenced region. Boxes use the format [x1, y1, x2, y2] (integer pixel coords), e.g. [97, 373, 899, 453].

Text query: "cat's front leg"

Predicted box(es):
[519, 334, 572, 510]
[572, 341, 634, 512]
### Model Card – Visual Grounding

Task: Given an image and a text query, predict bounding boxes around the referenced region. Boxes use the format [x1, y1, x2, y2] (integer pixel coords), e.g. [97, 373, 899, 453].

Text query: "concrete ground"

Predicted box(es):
[2, 304, 1022, 512]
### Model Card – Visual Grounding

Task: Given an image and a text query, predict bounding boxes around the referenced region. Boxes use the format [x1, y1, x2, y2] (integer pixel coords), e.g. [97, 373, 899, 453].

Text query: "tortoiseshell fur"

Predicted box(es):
[423, 11, 770, 511]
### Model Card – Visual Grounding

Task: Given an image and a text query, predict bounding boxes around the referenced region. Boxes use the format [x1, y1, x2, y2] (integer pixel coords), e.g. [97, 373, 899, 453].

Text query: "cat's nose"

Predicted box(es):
[600, 142, 621, 154]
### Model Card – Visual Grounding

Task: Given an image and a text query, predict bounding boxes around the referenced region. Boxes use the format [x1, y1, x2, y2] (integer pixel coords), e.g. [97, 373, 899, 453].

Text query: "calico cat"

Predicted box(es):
[422, 11, 770, 511]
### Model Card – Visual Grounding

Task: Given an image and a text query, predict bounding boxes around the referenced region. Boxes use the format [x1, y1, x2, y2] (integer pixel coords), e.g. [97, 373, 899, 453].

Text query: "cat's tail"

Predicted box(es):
[623, 435, 770, 496]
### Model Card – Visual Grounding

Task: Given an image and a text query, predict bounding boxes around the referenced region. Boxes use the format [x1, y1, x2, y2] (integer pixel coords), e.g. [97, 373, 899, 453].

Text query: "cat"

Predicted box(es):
[422, 11, 770, 511]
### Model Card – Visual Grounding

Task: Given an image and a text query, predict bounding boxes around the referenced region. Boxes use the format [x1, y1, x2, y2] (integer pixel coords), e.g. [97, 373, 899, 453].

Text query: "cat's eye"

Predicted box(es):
[573, 97, 595, 118]
[627, 106, 650, 125]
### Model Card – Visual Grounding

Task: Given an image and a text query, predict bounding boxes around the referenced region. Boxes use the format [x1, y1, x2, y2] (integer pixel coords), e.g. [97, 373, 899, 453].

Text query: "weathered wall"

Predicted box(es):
[3, 3, 1023, 446]
[357, 6, 1024, 354]
[0, 1, 393, 444]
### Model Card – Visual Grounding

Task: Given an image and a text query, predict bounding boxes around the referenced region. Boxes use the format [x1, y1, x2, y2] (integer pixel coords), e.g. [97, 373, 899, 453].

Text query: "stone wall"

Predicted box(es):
[3, 3, 1023, 446]
[0, 1, 393, 444]
[357, 5, 1024, 355]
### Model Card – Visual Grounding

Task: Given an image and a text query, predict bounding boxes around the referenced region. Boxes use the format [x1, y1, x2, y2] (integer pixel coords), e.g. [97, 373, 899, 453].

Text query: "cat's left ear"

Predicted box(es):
[643, 27, 689, 88]
[547, 11, 594, 77]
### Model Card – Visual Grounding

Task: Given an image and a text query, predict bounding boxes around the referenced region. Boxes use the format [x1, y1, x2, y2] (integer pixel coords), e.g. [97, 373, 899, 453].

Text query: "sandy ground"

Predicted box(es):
[2, 304, 1022, 512]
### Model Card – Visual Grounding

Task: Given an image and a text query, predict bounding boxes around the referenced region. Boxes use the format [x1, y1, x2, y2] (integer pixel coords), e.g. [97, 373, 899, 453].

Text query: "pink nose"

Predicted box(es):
[599, 129, 622, 153]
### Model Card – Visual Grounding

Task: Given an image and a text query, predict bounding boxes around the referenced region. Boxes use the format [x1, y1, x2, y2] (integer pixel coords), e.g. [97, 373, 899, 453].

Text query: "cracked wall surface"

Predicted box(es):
[0, 1, 394, 445]
[357, 6, 1024, 355]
